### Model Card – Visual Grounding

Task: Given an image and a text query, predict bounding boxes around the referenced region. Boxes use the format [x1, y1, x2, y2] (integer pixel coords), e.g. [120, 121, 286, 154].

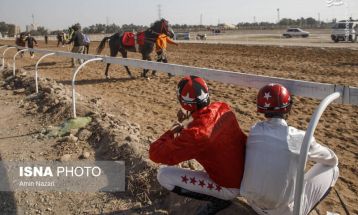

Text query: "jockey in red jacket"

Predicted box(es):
[149, 76, 247, 215]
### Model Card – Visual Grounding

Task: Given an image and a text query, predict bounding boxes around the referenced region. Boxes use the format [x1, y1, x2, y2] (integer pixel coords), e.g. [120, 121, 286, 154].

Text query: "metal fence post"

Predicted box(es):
[0, 45, 8, 65]
[13, 49, 29, 76]
[293, 92, 341, 215]
[1, 47, 16, 70]
[35, 52, 55, 93]
[72, 57, 103, 118]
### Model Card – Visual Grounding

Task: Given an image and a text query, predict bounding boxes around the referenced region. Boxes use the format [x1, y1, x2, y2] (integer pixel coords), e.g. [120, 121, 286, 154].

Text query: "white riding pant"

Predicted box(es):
[249, 164, 339, 215]
[157, 166, 240, 200]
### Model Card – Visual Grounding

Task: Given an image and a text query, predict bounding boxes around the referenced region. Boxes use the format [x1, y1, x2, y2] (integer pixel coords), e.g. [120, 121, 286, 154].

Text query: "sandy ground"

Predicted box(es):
[184, 29, 358, 48]
[0, 39, 357, 214]
[4, 29, 358, 48]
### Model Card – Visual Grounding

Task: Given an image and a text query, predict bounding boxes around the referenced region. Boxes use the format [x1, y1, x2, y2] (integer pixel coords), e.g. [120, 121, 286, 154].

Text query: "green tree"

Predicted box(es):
[0, 22, 9, 36]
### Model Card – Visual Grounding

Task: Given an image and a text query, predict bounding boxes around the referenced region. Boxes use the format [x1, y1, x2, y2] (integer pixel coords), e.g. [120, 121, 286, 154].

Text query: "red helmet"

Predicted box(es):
[257, 83, 292, 114]
[177, 76, 210, 112]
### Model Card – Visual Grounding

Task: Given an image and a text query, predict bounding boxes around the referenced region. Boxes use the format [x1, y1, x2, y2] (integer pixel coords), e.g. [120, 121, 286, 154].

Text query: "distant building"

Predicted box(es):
[26, 24, 37, 32]
[15, 25, 21, 35]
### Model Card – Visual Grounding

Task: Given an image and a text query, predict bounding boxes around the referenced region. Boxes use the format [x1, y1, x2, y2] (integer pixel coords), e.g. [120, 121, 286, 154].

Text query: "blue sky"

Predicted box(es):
[0, 0, 357, 31]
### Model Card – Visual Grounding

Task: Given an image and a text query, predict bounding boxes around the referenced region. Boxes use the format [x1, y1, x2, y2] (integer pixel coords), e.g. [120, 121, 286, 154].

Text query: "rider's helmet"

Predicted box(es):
[177, 76, 210, 112]
[257, 83, 292, 115]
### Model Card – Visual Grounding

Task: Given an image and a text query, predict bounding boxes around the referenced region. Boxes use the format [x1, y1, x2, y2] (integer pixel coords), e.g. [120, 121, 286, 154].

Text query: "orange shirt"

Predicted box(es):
[155, 34, 177, 52]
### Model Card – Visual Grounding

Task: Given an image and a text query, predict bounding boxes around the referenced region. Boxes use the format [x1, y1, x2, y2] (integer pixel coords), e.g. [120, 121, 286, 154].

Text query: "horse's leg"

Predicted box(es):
[86, 44, 89, 54]
[105, 41, 119, 79]
[120, 50, 133, 78]
[161, 51, 173, 77]
[105, 63, 111, 79]
[152, 50, 163, 76]
[141, 54, 151, 78]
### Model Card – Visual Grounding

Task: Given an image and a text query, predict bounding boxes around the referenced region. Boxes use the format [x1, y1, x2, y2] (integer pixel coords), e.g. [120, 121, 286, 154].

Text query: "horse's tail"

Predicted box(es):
[96, 36, 110, 55]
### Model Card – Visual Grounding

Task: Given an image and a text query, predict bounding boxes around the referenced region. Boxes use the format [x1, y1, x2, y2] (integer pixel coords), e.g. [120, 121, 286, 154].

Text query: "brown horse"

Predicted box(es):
[96, 19, 174, 79]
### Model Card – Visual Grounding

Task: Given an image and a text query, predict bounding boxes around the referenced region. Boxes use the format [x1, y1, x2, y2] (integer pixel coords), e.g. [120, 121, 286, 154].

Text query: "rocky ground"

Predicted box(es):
[0, 40, 357, 214]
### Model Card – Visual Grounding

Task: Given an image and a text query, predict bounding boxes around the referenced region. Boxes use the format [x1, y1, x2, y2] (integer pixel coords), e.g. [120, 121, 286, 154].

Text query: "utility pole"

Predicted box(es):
[158, 4, 162, 20]
[106, 17, 109, 33]
[254, 16, 256, 23]
[200, 13, 203, 26]
[277, 8, 280, 24]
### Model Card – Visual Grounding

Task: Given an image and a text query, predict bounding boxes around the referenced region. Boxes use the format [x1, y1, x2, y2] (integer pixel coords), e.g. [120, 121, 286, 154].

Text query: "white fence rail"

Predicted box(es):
[293, 92, 341, 215]
[71, 58, 103, 118]
[1, 46, 16, 70]
[1, 45, 357, 106]
[13, 49, 28, 76]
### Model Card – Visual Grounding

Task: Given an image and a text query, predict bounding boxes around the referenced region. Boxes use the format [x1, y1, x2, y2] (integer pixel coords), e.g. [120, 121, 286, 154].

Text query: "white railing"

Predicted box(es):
[71, 57, 103, 118]
[35, 52, 55, 93]
[293, 92, 341, 215]
[1, 46, 16, 70]
[13, 49, 28, 76]
[0, 44, 356, 108]
[1, 45, 356, 105]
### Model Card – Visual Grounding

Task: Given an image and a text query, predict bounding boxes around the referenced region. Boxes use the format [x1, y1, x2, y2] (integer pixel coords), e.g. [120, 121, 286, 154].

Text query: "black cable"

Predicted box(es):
[334, 188, 350, 215]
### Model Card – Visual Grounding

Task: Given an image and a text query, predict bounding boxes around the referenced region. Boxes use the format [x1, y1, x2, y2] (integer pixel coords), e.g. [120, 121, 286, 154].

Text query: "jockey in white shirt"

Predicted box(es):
[240, 83, 339, 215]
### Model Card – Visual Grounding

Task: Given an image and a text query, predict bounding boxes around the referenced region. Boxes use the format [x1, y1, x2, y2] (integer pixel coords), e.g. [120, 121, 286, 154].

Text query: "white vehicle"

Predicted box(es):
[282, 28, 310, 38]
[331, 20, 358, 43]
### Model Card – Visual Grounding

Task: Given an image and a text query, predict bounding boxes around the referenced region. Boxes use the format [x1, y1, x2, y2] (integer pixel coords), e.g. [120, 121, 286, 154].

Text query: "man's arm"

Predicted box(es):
[149, 125, 208, 165]
[67, 32, 75, 44]
[308, 138, 338, 166]
[166, 36, 178, 45]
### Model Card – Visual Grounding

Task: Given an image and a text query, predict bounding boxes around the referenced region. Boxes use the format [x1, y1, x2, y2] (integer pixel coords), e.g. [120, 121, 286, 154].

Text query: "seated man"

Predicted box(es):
[149, 76, 247, 215]
[240, 83, 339, 215]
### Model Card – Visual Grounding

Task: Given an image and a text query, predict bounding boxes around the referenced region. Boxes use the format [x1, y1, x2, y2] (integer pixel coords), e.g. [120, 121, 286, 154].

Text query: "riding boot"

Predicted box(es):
[172, 186, 232, 215]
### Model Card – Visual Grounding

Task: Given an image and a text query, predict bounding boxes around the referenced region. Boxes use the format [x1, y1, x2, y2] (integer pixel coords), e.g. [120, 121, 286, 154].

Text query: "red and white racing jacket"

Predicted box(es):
[149, 102, 247, 188]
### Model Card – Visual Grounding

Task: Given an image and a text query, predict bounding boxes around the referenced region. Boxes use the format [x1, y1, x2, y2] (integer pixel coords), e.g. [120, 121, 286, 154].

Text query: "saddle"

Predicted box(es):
[122, 32, 145, 47]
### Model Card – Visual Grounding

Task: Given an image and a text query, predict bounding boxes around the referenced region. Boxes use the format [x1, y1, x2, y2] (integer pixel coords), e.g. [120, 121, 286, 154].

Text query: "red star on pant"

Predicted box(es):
[181, 175, 188, 184]
[207, 183, 214, 190]
[199, 180, 205, 188]
[215, 184, 222, 192]
[190, 177, 197, 185]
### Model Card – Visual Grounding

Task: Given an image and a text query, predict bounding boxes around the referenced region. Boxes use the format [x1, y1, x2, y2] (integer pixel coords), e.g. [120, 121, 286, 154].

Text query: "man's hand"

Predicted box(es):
[171, 122, 183, 134]
[177, 109, 189, 123]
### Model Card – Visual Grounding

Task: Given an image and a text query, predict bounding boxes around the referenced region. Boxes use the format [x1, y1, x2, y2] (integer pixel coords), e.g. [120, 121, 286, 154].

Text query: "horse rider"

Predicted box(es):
[66, 24, 85, 67]
[240, 83, 339, 215]
[149, 76, 247, 215]
[152, 33, 178, 77]
[57, 32, 65, 47]
[44, 34, 48, 45]
[25, 33, 38, 58]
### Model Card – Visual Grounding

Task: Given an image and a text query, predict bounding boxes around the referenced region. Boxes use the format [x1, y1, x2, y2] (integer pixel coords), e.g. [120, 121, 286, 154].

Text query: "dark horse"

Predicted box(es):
[96, 19, 174, 79]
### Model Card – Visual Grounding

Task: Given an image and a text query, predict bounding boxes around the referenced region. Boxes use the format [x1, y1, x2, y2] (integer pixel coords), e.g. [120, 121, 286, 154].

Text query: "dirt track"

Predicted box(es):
[1, 40, 357, 214]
